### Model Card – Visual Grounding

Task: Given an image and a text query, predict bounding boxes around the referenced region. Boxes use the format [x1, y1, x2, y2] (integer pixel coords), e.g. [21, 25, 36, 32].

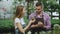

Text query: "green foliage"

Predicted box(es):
[51, 19, 60, 25]
[18, 0, 22, 2]
[0, 19, 14, 28]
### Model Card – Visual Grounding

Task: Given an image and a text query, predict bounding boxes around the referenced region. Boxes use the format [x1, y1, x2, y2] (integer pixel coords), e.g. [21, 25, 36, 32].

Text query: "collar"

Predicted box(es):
[35, 11, 44, 16]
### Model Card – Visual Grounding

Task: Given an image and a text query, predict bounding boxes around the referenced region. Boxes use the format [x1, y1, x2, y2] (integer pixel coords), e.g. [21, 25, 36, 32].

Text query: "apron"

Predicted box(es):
[29, 15, 45, 32]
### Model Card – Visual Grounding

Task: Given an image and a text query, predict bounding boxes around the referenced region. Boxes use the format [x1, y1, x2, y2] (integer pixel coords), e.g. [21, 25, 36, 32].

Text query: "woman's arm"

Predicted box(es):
[16, 23, 24, 33]
[24, 19, 35, 31]
[24, 21, 31, 31]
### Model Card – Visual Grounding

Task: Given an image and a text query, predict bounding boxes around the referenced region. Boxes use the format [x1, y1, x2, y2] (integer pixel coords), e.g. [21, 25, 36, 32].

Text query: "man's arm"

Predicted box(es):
[43, 15, 51, 29]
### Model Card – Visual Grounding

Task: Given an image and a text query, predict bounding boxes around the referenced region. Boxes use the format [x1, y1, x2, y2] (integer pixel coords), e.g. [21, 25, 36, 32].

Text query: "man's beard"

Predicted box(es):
[36, 11, 41, 14]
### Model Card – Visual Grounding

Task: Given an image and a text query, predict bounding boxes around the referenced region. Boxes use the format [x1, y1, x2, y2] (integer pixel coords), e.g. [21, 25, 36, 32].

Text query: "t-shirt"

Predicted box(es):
[14, 17, 26, 29]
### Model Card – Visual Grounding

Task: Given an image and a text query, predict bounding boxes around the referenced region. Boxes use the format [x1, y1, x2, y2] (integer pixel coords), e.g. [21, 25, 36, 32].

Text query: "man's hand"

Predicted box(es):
[43, 26, 46, 29]
[31, 25, 38, 28]
[38, 21, 44, 27]
[38, 22, 46, 29]
[31, 25, 35, 28]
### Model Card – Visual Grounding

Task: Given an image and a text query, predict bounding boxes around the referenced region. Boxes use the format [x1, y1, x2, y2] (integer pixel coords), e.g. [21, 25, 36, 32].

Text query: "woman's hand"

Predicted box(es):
[24, 18, 35, 31]
[29, 18, 35, 23]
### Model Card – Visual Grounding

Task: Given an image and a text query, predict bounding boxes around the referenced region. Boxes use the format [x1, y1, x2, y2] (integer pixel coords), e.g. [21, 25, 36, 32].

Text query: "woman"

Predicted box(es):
[14, 5, 35, 34]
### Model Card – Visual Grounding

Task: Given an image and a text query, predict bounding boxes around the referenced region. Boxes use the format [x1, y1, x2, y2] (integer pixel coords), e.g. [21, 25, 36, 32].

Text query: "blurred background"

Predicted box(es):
[0, 0, 60, 34]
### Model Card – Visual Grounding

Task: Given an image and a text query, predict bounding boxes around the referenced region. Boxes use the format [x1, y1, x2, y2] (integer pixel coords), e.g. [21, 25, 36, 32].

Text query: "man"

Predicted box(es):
[29, 2, 51, 34]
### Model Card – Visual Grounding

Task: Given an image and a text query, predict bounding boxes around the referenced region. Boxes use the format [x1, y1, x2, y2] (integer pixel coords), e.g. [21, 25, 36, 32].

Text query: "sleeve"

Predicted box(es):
[15, 18, 20, 24]
[29, 13, 34, 20]
[29, 15, 32, 20]
[45, 15, 51, 30]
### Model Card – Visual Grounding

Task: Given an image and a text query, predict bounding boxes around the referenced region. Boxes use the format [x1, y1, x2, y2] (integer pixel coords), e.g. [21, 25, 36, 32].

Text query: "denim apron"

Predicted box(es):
[30, 15, 45, 31]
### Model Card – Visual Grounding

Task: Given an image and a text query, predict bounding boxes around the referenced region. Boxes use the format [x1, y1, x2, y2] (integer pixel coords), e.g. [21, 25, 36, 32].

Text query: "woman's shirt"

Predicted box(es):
[14, 17, 26, 29]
